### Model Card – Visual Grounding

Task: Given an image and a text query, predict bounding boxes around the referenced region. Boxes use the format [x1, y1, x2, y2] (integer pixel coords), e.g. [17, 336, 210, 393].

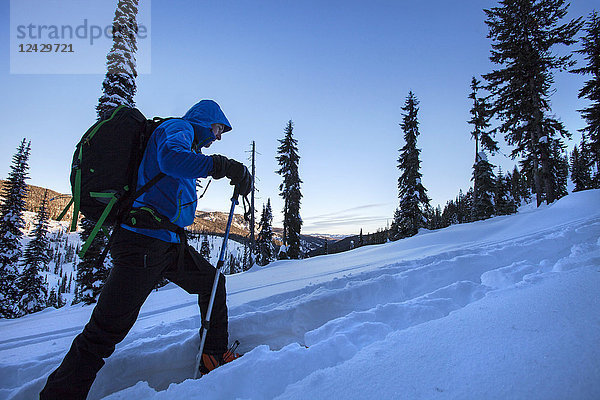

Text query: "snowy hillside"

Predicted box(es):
[1, 190, 600, 399]
[16, 213, 248, 309]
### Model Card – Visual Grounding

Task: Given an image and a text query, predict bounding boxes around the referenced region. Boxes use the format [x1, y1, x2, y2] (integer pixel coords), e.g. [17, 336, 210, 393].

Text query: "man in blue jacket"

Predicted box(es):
[40, 100, 251, 400]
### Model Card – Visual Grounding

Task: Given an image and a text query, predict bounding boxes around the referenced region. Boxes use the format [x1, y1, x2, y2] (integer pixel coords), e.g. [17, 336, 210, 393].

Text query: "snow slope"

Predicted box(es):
[1, 190, 599, 399]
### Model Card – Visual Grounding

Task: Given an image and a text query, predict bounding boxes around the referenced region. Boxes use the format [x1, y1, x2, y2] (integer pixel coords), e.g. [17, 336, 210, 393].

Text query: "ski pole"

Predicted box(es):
[194, 187, 239, 378]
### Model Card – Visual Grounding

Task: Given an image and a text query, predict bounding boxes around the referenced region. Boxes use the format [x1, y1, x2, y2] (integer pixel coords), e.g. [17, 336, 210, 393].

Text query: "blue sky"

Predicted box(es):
[0, 0, 596, 235]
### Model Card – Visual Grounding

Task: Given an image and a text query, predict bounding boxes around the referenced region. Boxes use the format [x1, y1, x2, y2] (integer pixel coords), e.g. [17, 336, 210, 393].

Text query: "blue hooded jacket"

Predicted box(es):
[122, 100, 232, 243]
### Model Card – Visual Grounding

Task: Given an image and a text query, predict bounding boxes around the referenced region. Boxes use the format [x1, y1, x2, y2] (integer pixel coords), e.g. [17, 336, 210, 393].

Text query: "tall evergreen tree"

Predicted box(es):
[549, 138, 569, 199]
[46, 287, 58, 309]
[495, 168, 517, 215]
[509, 165, 530, 206]
[389, 208, 402, 239]
[0, 139, 31, 318]
[17, 190, 51, 316]
[442, 190, 463, 225]
[96, 0, 140, 117]
[570, 140, 593, 192]
[256, 199, 275, 266]
[428, 205, 444, 230]
[443, 202, 455, 226]
[200, 235, 211, 260]
[276, 121, 303, 259]
[572, 11, 600, 187]
[469, 77, 498, 220]
[47, 285, 66, 309]
[242, 241, 253, 271]
[464, 188, 475, 222]
[392, 92, 430, 240]
[473, 152, 497, 220]
[484, 0, 581, 206]
[450, 189, 473, 224]
[468, 77, 498, 157]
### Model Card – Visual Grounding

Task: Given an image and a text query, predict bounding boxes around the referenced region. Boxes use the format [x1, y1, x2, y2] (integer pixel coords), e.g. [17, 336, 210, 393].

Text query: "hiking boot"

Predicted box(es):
[198, 341, 241, 376]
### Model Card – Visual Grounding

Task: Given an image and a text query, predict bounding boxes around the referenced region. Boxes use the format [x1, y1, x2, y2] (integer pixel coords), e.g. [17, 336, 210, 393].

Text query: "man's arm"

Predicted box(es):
[156, 121, 214, 179]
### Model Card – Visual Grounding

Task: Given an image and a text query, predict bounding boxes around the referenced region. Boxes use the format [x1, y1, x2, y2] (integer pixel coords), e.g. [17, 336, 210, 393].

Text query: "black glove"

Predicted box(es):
[211, 155, 252, 196]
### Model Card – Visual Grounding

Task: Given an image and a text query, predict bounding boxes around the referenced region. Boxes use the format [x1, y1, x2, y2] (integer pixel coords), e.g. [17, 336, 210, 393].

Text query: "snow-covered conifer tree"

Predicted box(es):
[570, 139, 593, 192]
[495, 168, 516, 215]
[468, 77, 498, 221]
[441, 200, 456, 227]
[427, 205, 444, 230]
[0, 139, 31, 318]
[46, 287, 58, 309]
[452, 189, 473, 224]
[473, 152, 496, 220]
[17, 190, 51, 316]
[276, 121, 303, 259]
[389, 208, 401, 239]
[96, 0, 140, 117]
[572, 11, 600, 188]
[434, 206, 444, 229]
[242, 241, 253, 271]
[549, 139, 569, 200]
[484, 0, 581, 205]
[256, 199, 275, 266]
[509, 166, 530, 206]
[392, 92, 430, 240]
[464, 188, 475, 222]
[200, 235, 211, 260]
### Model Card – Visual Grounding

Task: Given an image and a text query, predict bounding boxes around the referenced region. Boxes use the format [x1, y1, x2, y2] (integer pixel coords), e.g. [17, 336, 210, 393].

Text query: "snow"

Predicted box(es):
[1, 190, 600, 399]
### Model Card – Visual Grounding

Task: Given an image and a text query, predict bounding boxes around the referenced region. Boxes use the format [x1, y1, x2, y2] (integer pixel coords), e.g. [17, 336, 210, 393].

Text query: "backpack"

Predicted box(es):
[59, 105, 168, 257]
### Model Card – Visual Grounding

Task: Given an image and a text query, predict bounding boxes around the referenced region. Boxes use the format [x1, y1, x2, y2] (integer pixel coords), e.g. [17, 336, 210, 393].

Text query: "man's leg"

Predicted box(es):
[40, 230, 175, 400]
[164, 246, 229, 354]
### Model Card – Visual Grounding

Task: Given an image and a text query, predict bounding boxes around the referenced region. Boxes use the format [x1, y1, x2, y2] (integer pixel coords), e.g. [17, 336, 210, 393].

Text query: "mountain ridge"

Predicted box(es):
[0, 181, 338, 251]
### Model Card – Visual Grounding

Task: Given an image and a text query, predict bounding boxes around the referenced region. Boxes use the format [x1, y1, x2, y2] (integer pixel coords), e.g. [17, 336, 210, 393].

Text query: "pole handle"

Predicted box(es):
[232, 186, 240, 203]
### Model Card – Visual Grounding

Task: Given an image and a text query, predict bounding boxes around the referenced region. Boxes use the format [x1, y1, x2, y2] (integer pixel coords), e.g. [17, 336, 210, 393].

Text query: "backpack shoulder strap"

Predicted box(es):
[148, 117, 180, 132]
[78, 171, 166, 259]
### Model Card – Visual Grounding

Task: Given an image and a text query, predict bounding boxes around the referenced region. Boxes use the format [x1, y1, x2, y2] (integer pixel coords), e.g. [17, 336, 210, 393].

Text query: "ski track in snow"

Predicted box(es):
[1, 195, 600, 399]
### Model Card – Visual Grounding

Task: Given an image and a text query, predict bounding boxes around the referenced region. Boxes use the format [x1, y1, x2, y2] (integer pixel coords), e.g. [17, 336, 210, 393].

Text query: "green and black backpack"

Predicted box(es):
[59, 105, 168, 258]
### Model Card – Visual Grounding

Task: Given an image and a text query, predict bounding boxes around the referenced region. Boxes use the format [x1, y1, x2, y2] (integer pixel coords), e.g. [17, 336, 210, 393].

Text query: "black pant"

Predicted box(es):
[40, 228, 228, 400]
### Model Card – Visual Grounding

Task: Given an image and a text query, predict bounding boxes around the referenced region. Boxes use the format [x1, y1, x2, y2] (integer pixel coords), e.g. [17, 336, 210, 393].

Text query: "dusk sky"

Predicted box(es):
[1, 0, 597, 234]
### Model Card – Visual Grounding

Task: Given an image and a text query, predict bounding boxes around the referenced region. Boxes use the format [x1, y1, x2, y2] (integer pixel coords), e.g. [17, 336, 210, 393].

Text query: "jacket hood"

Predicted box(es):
[182, 100, 232, 132]
[182, 100, 232, 148]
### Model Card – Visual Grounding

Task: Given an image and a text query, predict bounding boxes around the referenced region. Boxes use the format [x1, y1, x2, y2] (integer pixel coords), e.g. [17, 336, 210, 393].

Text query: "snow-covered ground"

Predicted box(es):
[1, 190, 599, 399]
